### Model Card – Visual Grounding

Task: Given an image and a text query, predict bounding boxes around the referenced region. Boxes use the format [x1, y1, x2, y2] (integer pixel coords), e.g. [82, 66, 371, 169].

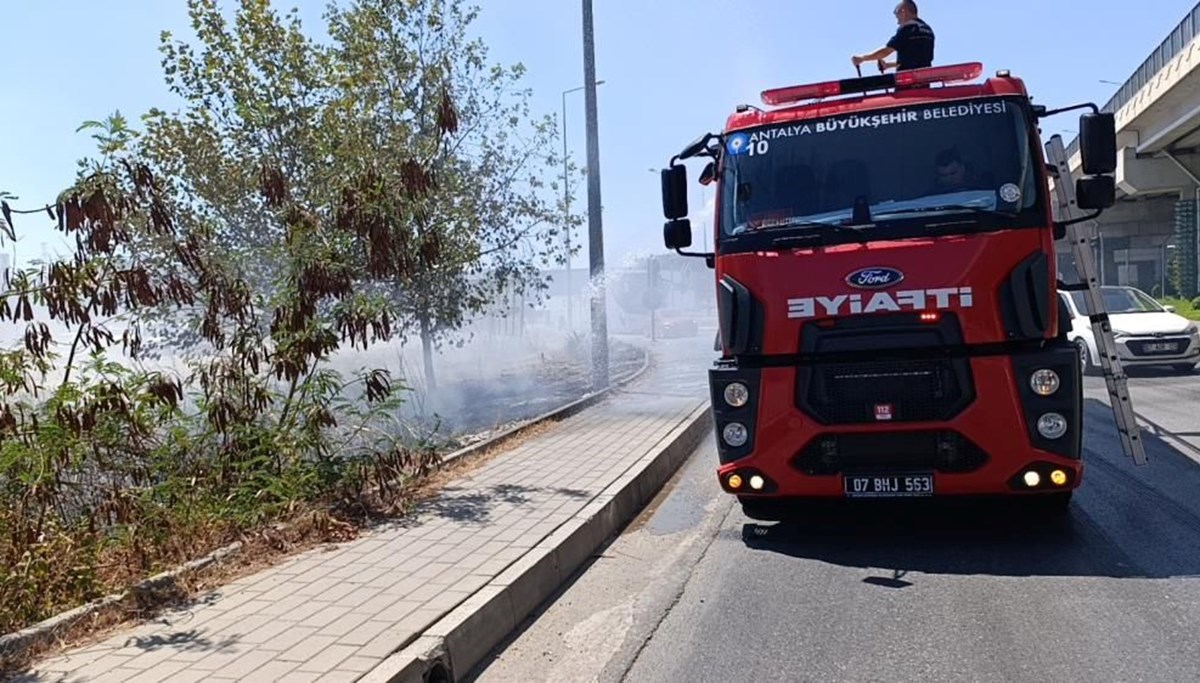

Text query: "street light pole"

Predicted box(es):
[582, 0, 608, 390]
[562, 80, 603, 333]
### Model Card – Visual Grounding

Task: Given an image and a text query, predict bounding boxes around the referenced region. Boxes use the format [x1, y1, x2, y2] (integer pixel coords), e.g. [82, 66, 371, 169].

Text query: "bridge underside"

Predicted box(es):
[1048, 11, 1200, 299]
[1059, 55, 1200, 298]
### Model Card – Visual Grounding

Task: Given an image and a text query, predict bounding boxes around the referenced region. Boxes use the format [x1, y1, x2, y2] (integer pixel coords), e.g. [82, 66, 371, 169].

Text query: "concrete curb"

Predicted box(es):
[361, 400, 714, 683]
[0, 541, 244, 666]
[0, 342, 651, 670]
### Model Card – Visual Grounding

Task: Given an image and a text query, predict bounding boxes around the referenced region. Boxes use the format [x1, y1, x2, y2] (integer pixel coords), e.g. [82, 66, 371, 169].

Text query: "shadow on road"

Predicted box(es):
[1124, 365, 1197, 379]
[739, 403, 1200, 581]
[738, 499, 1133, 579]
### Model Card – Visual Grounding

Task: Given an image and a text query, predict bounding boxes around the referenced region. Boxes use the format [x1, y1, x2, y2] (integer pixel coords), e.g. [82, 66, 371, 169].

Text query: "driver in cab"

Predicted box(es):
[934, 149, 972, 191]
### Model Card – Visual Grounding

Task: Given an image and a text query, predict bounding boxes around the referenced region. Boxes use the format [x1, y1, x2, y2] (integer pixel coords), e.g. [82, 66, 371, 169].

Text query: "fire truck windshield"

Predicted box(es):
[718, 96, 1041, 242]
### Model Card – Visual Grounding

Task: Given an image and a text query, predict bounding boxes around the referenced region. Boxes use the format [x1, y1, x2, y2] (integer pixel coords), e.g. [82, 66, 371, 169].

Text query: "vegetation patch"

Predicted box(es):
[1159, 297, 1200, 321]
[0, 0, 600, 662]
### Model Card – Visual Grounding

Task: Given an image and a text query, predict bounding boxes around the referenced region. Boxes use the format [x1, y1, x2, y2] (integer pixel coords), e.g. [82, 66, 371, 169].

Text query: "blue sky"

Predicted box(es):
[2, 0, 1197, 269]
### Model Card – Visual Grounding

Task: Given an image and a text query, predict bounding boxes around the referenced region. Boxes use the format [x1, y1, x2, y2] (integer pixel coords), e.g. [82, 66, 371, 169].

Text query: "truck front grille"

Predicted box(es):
[812, 360, 962, 423]
[793, 430, 989, 475]
[794, 313, 976, 425]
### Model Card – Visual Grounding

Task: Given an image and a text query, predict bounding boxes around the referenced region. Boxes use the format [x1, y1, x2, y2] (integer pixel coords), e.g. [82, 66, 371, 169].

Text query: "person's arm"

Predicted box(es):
[852, 46, 894, 66]
[855, 27, 908, 67]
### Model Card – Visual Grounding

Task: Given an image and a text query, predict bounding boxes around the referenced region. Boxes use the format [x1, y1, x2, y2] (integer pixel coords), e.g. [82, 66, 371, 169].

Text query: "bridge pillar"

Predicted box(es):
[1171, 198, 1199, 299]
[1059, 146, 1200, 299]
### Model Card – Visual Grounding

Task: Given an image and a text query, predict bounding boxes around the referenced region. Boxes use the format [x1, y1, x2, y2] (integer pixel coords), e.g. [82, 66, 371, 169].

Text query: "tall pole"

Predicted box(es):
[582, 0, 608, 390]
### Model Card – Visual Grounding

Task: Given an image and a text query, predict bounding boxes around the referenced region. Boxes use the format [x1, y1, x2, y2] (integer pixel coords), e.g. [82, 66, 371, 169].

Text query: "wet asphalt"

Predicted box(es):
[471, 343, 1200, 683]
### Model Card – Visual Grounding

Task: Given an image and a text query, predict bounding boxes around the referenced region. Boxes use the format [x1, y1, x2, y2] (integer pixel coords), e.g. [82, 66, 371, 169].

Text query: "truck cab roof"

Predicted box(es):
[725, 64, 1030, 134]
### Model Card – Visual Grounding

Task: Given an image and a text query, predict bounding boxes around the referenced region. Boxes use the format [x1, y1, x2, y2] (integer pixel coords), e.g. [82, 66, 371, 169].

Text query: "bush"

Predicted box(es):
[1160, 297, 1200, 321]
[1, 0, 569, 644]
[0, 149, 429, 636]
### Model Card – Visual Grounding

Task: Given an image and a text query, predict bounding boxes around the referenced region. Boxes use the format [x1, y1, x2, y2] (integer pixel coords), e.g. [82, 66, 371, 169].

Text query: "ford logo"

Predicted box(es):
[845, 267, 904, 289]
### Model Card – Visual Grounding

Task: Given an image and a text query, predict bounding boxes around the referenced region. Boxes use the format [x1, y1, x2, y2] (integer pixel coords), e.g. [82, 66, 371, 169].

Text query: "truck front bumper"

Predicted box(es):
[709, 344, 1084, 500]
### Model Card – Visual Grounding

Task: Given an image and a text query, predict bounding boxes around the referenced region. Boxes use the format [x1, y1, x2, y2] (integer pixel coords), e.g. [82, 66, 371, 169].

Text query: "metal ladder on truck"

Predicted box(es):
[1044, 135, 1147, 465]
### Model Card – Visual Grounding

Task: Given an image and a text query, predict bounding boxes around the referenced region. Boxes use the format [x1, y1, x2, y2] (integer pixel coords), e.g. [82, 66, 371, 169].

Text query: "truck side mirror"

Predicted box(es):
[1077, 176, 1115, 210]
[661, 165, 688, 220]
[664, 219, 693, 250]
[1079, 112, 1117, 176]
[699, 161, 716, 186]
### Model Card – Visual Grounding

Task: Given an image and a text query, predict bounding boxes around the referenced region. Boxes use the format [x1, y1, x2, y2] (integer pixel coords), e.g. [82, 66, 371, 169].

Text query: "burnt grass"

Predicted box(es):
[415, 340, 644, 441]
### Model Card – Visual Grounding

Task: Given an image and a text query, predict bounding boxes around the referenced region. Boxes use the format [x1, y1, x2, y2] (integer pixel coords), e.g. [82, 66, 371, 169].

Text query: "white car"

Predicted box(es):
[1059, 286, 1200, 374]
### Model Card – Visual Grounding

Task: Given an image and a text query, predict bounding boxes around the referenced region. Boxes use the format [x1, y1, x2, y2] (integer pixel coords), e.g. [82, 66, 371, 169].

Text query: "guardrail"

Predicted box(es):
[1066, 2, 1200, 159]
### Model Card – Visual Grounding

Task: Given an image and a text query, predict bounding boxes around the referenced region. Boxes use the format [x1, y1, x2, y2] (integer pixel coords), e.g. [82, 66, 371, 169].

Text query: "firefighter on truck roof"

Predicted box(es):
[851, 1, 935, 73]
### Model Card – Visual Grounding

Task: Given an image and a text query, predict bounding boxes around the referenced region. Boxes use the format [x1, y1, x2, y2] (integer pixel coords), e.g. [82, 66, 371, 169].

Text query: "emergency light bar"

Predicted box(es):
[761, 62, 984, 106]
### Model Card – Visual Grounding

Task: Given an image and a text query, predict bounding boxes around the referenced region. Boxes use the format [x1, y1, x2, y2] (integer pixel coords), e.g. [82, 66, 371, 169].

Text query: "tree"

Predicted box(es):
[132, 0, 343, 355]
[324, 0, 574, 388]
[0, 114, 419, 637]
[0, 0, 591, 633]
[132, 0, 577, 389]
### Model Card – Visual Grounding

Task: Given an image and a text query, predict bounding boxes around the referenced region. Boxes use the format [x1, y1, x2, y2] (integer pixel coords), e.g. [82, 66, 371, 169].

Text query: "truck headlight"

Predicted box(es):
[1030, 369, 1060, 397]
[723, 382, 750, 408]
[723, 422, 749, 447]
[1036, 413, 1068, 440]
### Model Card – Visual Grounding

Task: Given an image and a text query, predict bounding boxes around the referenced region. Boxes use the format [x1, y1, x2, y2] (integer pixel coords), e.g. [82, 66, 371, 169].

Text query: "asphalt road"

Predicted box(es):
[471, 366, 1200, 683]
[1112, 366, 1200, 457]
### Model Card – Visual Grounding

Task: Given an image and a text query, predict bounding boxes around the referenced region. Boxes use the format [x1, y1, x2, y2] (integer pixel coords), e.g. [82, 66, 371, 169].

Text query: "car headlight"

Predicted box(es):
[1186, 324, 1199, 336]
[1030, 369, 1060, 397]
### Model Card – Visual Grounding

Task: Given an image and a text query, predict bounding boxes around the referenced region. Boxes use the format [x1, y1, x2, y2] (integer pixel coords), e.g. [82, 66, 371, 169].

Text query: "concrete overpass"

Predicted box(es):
[1057, 2, 1200, 299]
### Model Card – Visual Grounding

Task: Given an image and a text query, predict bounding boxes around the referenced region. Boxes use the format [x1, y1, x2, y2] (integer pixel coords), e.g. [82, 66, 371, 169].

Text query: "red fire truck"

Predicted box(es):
[659, 62, 1130, 520]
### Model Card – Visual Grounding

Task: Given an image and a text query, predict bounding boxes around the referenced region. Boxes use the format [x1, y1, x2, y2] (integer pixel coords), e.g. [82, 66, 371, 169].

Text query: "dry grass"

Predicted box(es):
[3, 343, 646, 675]
[4, 407, 595, 674]
[2, 507, 357, 673]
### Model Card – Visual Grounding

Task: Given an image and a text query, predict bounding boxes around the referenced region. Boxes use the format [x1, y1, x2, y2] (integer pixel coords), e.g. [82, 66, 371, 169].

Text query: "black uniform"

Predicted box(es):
[887, 18, 935, 71]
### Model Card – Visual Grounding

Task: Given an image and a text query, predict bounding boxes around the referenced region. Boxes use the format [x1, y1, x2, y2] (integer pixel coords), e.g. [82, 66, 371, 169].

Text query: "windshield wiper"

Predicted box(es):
[757, 219, 870, 245]
[732, 217, 867, 243]
[872, 204, 1019, 220]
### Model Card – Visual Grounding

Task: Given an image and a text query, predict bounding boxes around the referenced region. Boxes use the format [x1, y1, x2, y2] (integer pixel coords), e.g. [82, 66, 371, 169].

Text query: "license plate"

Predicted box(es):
[1145, 342, 1178, 353]
[844, 474, 934, 498]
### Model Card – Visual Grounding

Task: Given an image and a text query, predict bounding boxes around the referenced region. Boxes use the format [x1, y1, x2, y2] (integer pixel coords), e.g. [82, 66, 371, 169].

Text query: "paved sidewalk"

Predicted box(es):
[25, 341, 711, 682]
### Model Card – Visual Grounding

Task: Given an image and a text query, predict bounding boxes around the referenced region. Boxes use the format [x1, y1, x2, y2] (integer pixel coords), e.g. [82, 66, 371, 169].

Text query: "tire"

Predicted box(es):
[1074, 339, 1099, 376]
[1056, 296, 1073, 343]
